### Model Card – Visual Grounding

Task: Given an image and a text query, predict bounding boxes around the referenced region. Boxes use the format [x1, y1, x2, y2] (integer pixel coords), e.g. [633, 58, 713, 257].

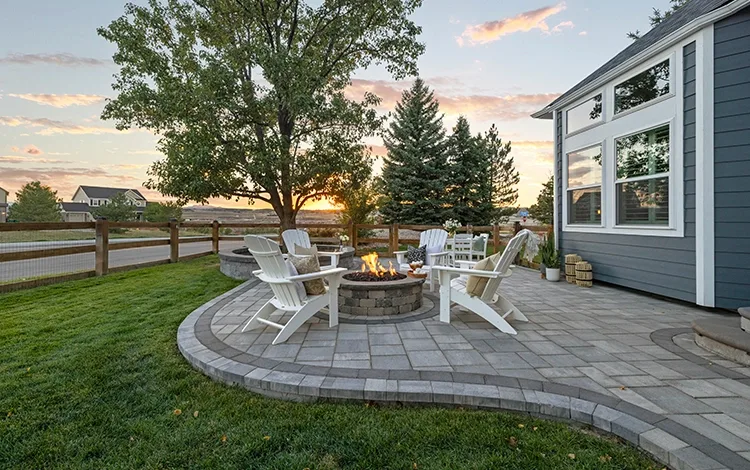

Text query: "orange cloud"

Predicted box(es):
[0, 155, 69, 164]
[0, 166, 144, 201]
[8, 93, 106, 108]
[10, 144, 42, 155]
[346, 79, 560, 121]
[459, 3, 566, 45]
[0, 116, 133, 136]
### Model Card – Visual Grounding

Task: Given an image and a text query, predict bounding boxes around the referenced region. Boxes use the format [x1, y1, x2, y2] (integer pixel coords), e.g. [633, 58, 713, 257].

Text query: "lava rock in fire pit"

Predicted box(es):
[343, 272, 407, 282]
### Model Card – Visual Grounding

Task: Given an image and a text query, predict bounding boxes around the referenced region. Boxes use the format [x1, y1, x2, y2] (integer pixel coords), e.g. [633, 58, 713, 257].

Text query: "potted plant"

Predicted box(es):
[546, 250, 561, 281]
[538, 233, 554, 279]
[443, 219, 461, 238]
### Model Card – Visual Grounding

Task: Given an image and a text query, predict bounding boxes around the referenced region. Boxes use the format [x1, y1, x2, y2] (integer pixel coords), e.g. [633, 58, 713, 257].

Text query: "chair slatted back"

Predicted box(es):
[282, 229, 311, 256]
[245, 235, 305, 307]
[480, 231, 530, 301]
[420, 229, 449, 266]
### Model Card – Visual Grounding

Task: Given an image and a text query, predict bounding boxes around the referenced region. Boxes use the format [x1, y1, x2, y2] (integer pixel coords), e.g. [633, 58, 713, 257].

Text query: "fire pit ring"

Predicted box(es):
[338, 273, 425, 316]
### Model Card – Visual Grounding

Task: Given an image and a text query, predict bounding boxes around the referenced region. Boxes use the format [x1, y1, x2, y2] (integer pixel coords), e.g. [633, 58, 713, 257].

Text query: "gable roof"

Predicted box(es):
[533, 0, 736, 118]
[60, 202, 91, 213]
[78, 185, 146, 200]
[0, 187, 8, 196]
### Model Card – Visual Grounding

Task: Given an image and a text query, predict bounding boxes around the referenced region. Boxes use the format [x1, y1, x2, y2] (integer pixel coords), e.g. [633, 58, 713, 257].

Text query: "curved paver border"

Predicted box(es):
[178, 282, 749, 470]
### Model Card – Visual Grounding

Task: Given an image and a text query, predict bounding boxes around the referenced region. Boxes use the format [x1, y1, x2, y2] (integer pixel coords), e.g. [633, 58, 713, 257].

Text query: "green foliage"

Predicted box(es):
[98, 0, 425, 229]
[143, 201, 183, 222]
[333, 179, 379, 239]
[444, 116, 494, 225]
[480, 124, 519, 223]
[0, 256, 659, 469]
[539, 231, 559, 268]
[628, 0, 688, 40]
[380, 78, 448, 224]
[91, 193, 137, 222]
[7, 181, 62, 222]
[529, 175, 554, 225]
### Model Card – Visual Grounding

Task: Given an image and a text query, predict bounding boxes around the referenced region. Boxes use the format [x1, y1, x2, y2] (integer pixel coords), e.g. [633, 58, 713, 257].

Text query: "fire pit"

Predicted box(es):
[339, 252, 424, 316]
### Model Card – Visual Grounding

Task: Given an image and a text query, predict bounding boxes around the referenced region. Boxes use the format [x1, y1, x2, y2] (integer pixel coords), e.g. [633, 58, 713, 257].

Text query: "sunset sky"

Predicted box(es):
[0, 0, 671, 209]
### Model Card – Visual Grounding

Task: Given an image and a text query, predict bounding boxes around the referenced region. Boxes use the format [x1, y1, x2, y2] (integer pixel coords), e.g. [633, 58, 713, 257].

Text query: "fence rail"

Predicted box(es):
[0, 219, 549, 293]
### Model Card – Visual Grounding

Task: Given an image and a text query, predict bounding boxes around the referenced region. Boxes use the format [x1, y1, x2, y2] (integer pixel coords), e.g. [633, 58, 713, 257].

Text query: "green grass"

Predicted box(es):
[0, 257, 658, 469]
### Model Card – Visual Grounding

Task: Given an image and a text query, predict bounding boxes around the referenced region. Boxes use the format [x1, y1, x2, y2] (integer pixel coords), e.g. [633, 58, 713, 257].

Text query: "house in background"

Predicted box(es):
[70, 185, 148, 221]
[59, 202, 93, 223]
[533, 0, 750, 310]
[0, 187, 8, 223]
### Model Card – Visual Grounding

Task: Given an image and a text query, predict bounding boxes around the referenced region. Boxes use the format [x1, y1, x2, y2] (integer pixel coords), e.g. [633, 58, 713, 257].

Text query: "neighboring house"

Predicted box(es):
[71, 185, 148, 221]
[0, 187, 8, 223]
[533, 0, 750, 310]
[59, 202, 93, 223]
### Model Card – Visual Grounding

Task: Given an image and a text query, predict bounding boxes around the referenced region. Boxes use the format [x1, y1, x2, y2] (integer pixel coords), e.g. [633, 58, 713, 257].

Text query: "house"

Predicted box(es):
[0, 187, 8, 223]
[533, 0, 750, 310]
[71, 185, 148, 221]
[59, 202, 93, 223]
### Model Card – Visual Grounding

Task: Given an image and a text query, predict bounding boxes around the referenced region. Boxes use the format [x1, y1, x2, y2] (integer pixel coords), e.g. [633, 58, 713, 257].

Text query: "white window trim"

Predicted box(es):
[566, 91, 605, 137]
[565, 142, 604, 227]
[560, 38, 690, 238]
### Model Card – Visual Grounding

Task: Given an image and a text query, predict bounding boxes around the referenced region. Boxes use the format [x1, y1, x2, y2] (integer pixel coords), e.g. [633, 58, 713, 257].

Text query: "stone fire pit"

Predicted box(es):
[339, 272, 425, 316]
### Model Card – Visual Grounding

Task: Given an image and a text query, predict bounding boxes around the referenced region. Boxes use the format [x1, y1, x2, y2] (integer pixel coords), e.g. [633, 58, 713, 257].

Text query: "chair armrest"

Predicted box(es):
[456, 260, 478, 268]
[431, 266, 502, 278]
[426, 251, 451, 265]
[394, 251, 407, 264]
[288, 267, 347, 282]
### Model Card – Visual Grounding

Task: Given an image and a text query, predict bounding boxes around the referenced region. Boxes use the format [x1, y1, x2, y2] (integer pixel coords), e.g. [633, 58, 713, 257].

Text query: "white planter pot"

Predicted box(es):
[546, 268, 560, 282]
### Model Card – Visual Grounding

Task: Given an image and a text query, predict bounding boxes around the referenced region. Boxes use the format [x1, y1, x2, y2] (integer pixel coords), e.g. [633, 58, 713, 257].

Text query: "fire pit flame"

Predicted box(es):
[360, 252, 397, 277]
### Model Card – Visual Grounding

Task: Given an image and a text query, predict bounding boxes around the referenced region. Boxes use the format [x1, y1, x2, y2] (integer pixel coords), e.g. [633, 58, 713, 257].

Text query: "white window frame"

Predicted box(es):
[560, 39, 688, 238]
[613, 122, 672, 228]
[566, 91, 605, 137]
[565, 142, 604, 227]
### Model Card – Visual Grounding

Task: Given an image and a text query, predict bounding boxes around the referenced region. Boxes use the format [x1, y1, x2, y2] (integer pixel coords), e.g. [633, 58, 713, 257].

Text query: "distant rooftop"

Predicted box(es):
[78, 185, 146, 200]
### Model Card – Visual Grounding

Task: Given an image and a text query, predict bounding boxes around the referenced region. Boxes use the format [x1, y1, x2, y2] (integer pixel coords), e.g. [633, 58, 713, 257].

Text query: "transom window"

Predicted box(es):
[615, 125, 670, 225]
[566, 94, 603, 134]
[614, 59, 671, 114]
[567, 145, 602, 225]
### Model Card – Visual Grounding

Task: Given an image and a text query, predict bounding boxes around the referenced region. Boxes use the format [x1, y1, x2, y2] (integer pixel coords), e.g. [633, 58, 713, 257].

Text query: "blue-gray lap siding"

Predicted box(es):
[714, 8, 750, 310]
[555, 42, 697, 303]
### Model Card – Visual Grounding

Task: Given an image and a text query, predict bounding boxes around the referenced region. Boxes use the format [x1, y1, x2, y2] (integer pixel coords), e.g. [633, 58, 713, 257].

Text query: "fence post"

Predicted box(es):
[95, 217, 109, 276]
[492, 224, 500, 255]
[514, 221, 522, 235]
[212, 220, 220, 254]
[169, 218, 179, 263]
[390, 223, 399, 256]
[347, 219, 355, 247]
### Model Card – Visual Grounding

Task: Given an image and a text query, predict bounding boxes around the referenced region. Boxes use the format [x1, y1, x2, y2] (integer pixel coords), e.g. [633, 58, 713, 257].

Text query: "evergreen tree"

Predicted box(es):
[445, 116, 494, 225]
[628, 0, 688, 40]
[480, 124, 520, 223]
[529, 175, 554, 225]
[380, 78, 447, 224]
[8, 181, 62, 222]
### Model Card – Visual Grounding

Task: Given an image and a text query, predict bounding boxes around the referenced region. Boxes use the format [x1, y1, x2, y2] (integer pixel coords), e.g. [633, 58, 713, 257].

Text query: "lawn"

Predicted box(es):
[0, 257, 658, 469]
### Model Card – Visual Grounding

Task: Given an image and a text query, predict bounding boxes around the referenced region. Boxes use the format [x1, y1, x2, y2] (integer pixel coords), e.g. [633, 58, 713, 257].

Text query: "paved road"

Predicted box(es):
[0, 237, 211, 253]
[0, 240, 245, 283]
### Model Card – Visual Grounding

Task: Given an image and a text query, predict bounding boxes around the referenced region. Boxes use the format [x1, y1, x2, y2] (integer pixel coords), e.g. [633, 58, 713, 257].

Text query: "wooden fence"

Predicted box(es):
[0, 219, 549, 292]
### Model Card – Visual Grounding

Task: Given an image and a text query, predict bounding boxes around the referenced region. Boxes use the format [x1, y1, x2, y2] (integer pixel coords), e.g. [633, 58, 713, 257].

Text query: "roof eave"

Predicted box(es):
[531, 0, 750, 119]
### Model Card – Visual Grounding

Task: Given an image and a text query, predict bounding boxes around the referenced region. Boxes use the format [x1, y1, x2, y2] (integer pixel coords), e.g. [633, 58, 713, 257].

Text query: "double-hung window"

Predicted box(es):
[615, 125, 670, 225]
[567, 145, 603, 225]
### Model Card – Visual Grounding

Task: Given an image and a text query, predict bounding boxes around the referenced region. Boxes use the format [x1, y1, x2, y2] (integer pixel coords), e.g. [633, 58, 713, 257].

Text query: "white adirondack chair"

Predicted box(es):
[282, 229, 342, 270]
[242, 235, 347, 345]
[394, 228, 450, 291]
[433, 230, 531, 335]
[451, 233, 474, 263]
[471, 234, 490, 261]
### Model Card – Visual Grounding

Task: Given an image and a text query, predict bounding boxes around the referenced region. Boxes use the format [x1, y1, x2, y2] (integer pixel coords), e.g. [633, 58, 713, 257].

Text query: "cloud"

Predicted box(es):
[0, 166, 143, 201]
[346, 79, 560, 121]
[551, 21, 575, 33]
[579, 31, 588, 36]
[0, 116, 133, 136]
[0, 53, 109, 67]
[111, 163, 150, 170]
[10, 144, 42, 155]
[127, 150, 163, 156]
[0, 155, 69, 164]
[459, 3, 566, 45]
[8, 93, 107, 108]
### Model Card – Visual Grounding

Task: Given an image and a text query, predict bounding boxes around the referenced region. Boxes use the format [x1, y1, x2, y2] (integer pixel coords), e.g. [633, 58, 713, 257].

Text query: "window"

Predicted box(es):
[615, 125, 670, 225]
[614, 59, 670, 114]
[91, 200, 99, 206]
[567, 145, 602, 224]
[567, 94, 603, 134]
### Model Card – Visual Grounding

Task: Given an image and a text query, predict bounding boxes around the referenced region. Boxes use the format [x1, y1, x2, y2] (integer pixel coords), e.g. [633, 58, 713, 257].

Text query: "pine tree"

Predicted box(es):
[380, 78, 447, 224]
[529, 175, 554, 225]
[7, 181, 62, 222]
[480, 124, 519, 223]
[628, 0, 688, 40]
[444, 116, 494, 225]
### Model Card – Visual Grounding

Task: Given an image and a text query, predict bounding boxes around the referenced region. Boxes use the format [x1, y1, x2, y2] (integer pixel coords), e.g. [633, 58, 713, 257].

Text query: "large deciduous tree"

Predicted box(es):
[99, 0, 425, 230]
[379, 78, 447, 224]
[7, 181, 62, 222]
[479, 124, 519, 223]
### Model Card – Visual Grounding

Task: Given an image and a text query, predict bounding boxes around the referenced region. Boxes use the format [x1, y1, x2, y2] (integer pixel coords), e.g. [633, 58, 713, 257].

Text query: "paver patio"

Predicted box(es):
[179, 266, 750, 470]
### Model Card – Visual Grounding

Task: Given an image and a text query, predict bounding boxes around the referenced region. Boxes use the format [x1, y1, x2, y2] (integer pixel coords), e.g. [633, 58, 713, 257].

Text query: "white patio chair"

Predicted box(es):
[242, 235, 347, 345]
[433, 230, 531, 335]
[282, 229, 342, 271]
[451, 233, 474, 264]
[470, 234, 490, 261]
[394, 228, 450, 292]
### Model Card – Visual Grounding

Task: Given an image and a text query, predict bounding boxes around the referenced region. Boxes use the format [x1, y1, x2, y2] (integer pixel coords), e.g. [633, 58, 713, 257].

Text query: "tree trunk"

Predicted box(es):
[278, 205, 297, 231]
